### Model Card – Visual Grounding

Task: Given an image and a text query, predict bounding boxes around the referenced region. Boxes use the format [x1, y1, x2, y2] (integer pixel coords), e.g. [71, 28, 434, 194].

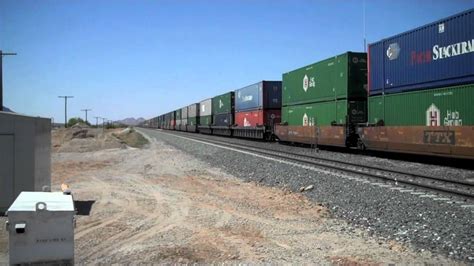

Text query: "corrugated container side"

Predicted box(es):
[282, 99, 367, 126]
[213, 113, 234, 127]
[369, 9, 474, 95]
[282, 52, 367, 106]
[199, 99, 212, 116]
[212, 92, 235, 115]
[187, 116, 200, 126]
[200, 115, 212, 126]
[368, 83, 473, 126]
[235, 82, 262, 111]
[187, 103, 199, 118]
[263, 81, 282, 109]
[235, 81, 282, 111]
[175, 109, 182, 121]
[181, 107, 188, 119]
[235, 110, 281, 127]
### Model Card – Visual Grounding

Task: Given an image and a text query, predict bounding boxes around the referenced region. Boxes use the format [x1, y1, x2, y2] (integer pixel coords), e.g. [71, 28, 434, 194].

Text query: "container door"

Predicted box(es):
[0, 135, 14, 210]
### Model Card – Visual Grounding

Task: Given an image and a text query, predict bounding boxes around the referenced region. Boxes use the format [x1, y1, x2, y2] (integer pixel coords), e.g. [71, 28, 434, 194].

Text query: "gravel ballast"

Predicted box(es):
[139, 129, 474, 262]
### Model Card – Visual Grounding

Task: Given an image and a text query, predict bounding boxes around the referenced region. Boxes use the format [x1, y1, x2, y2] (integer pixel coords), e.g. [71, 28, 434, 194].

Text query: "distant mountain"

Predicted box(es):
[115, 117, 145, 126]
[2, 106, 13, 113]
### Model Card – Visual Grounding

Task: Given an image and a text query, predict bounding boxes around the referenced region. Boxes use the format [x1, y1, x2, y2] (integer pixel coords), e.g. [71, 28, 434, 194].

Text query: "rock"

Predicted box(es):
[299, 187, 305, 192]
[304, 185, 314, 191]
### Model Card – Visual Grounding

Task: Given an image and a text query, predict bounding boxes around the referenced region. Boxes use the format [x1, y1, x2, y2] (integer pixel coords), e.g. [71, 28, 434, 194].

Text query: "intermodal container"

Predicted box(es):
[200, 115, 212, 126]
[235, 81, 282, 112]
[369, 9, 474, 95]
[235, 110, 281, 127]
[368, 83, 473, 126]
[170, 111, 176, 128]
[213, 113, 233, 127]
[283, 52, 367, 106]
[187, 117, 199, 126]
[175, 109, 181, 120]
[181, 106, 188, 119]
[282, 100, 367, 126]
[187, 103, 199, 118]
[200, 98, 212, 117]
[212, 92, 234, 115]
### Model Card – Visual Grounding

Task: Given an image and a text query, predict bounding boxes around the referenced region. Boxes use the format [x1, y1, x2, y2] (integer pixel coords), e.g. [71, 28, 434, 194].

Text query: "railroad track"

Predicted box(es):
[162, 130, 474, 200]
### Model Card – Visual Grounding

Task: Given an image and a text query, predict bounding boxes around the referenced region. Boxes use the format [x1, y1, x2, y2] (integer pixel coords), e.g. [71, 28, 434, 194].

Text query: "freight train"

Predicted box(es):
[143, 9, 474, 160]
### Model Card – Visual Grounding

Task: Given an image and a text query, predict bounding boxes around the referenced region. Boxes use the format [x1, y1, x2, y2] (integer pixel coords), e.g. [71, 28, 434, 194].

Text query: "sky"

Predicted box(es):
[1, 0, 473, 123]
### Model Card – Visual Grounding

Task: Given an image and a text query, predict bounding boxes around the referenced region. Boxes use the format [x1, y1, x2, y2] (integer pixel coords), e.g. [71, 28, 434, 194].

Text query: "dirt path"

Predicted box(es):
[0, 131, 458, 264]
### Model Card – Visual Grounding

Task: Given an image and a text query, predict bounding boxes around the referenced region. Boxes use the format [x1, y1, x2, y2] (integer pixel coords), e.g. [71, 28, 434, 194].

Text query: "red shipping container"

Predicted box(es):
[235, 109, 281, 127]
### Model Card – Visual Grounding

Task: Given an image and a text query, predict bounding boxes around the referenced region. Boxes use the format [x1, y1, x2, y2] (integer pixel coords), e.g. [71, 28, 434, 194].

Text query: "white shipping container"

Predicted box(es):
[199, 98, 212, 117]
[181, 107, 188, 119]
[7, 192, 75, 265]
[187, 103, 199, 118]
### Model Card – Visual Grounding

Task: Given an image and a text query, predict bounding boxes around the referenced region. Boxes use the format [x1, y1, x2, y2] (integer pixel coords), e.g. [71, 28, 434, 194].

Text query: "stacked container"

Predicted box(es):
[360, 9, 474, 158]
[186, 103, 200, 132]
[233, 81, 282, 139]
[277, 52, 368, 146]
[198, 98, 212, 134]
[211, 92, 235, 136]
[180, 106, 188, 131]
[175, 109, 182, 130]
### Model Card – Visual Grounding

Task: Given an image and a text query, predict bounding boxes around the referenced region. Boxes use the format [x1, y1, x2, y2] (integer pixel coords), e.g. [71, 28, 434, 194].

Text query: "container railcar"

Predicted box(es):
[211, 92, 235, 136]
[186, 103, 200, 132]
[233, 81, 282, 140]
[360, 83, 474, 159]
[198, 98, 213, 134]
[276, 52, 368, 147]
[146, 8, 473, 160]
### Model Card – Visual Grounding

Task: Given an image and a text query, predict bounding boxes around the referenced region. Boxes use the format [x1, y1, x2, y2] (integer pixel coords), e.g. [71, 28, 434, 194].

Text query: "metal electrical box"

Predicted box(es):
[0, 112, 51, 213]
[6, 192, 75, 265]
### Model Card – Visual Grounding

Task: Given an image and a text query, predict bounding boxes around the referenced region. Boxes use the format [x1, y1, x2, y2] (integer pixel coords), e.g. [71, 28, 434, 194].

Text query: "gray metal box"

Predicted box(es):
[6, 192, 75, 265]
[0, 112, 51, 213]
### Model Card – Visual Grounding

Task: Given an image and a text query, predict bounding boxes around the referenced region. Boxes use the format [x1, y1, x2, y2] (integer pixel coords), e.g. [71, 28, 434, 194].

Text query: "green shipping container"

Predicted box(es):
[369, 84, 474, 126]
[283, 52, 367, 106]
[187, 117, 199, 126]
[282, 100, 367, 126]
[212, 92, 235, 115]
[175, 109, 181, 120]
[200, 115, 212, 126]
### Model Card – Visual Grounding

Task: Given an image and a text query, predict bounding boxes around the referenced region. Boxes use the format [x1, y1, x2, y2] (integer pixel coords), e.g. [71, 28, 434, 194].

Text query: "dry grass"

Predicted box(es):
[113, 127, 149, 148]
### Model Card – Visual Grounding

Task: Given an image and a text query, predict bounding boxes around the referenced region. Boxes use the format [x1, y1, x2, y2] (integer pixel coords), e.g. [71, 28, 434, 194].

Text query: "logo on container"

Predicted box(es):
[242, 95, 253, 102]
[219, 99, 224, 108]
[412, 39, 473, 65]
[302, 75, 316, 92]
[426, 104, 440, 126]
[386, 43, 401, 60]
[244, 117, 251, 127]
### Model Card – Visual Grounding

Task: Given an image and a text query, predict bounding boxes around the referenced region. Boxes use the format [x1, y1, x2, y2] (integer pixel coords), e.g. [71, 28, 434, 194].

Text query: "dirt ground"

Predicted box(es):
[0, 129, 458, 264]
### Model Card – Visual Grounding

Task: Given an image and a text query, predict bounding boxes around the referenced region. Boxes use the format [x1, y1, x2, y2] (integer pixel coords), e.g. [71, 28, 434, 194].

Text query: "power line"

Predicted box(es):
[0, 51, 17, 112]
[58, 96, 74, 128]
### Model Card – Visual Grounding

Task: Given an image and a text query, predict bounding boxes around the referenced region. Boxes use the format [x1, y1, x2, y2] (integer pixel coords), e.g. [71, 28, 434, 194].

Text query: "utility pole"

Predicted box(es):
[81, 108, 92, 124]
[58, 96, 74, 128]
[101, 117, 107, 128]
[0, 51, 17, 112]
[94, 116, 100, 128]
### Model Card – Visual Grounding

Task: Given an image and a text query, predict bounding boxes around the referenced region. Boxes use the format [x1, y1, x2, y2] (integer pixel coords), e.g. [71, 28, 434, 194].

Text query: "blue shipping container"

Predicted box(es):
[369, 9, 474, 95]
[213, 113, 234, 126]
[235, 81, 282, 112]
